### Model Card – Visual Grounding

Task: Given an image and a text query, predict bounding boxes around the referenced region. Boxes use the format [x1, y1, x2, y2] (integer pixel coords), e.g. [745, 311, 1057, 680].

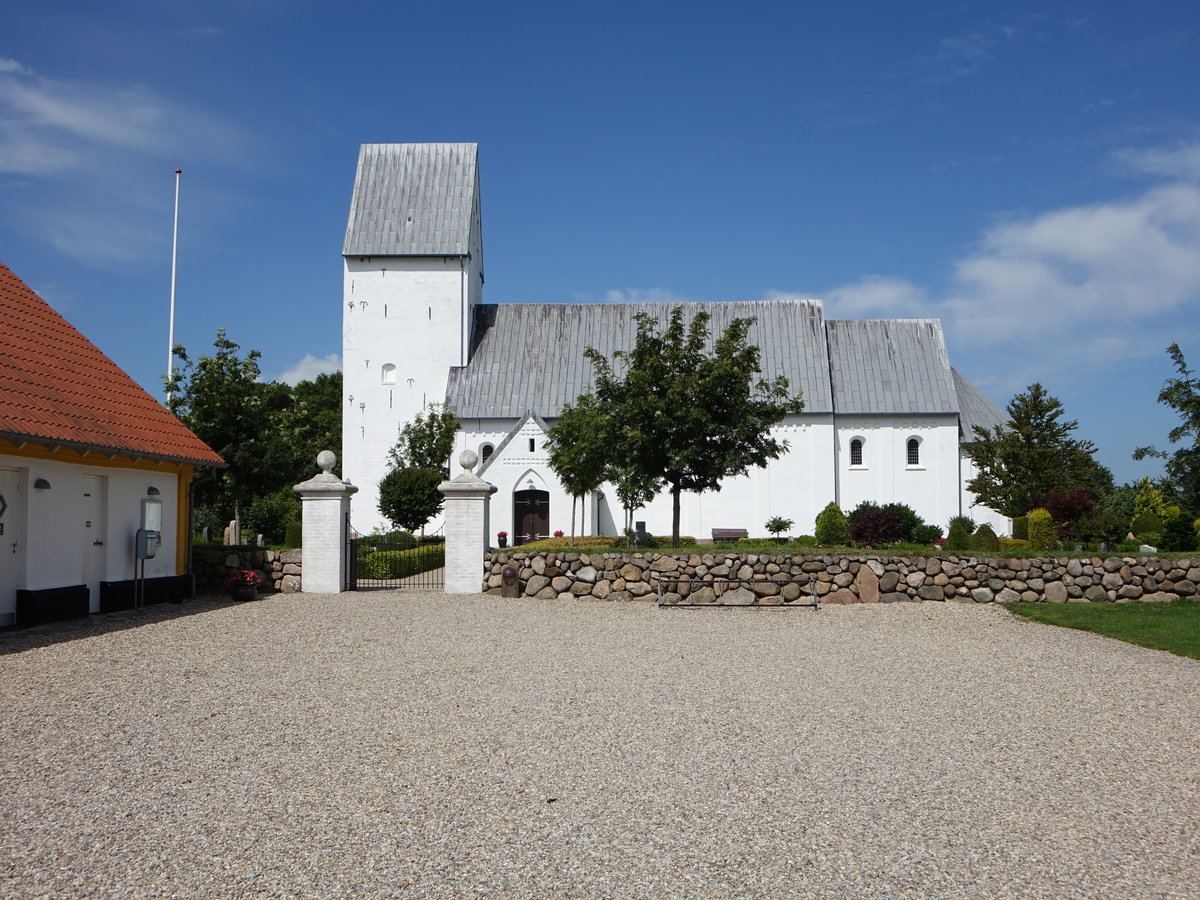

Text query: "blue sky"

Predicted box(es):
[3, 0, 1198, 486]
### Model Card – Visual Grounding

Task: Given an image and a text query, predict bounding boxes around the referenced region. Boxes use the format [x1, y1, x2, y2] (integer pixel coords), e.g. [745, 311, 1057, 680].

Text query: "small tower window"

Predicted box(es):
[381, 364, 397, 385]
[529, 438, 536, 452]
[480, 443, 494, 464]
[907, 438, 921, 466]
[849, 438, 863, 467]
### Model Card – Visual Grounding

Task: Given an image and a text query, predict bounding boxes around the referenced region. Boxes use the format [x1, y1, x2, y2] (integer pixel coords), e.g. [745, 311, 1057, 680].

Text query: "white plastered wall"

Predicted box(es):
[0, 454, 180, 622]
[342, 253, 481, 534]
[959, 449, 1012, 536]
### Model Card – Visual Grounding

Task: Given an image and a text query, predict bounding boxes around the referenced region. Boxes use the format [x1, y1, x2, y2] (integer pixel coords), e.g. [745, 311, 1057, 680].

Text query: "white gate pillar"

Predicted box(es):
[294, 450, 358, 594]
[439, 450, 497, 594]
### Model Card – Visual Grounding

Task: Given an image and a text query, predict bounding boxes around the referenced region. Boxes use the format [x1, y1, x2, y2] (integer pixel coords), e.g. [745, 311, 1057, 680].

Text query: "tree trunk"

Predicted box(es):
[671, 483, 681, 548]
[570, 495, 577, 545]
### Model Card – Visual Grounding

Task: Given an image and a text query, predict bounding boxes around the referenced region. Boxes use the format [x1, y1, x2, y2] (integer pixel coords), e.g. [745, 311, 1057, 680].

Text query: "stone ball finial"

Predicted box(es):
[459, 449, 479, 470]
[316, 450, 336, 474]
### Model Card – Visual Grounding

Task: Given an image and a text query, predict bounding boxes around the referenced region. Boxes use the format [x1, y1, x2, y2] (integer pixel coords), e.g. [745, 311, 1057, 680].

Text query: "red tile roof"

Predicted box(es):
[0, 262, 223, 466]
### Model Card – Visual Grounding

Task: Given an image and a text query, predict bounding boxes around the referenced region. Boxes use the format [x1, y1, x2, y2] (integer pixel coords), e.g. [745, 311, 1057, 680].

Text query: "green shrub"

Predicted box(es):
[971, 523, 1000, 552]
[794, 535, 818, 547]
[283, 520, 302, 549]
[1131, 511, 1164, 538]
[1117, 538, 1142, 552]
[1000, 537, 1030, 550]
[911, 523, 943, 545]
[1074, 512, 1128, 547]
[943, 520, 973, 552]
[948, 515, 976, 536]
[814, 502, 851, 546]
[359, 545, 445, 579]
[1027, 508, 1056, 552]
[1160, 516, 1200, 552]
[1013, 517, 1029, 541]
[243, 488, 301, 546]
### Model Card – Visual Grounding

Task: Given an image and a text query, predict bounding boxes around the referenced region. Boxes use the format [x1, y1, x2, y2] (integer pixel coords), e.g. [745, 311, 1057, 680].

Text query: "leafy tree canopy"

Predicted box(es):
[388, 404, 459, 476]
[1134, 343, 1200, 512]
[378, 466, 444, 533]
[576, 308, 802, 546]
[964, 383, 1108, 518]
[167, 330, 342, 533]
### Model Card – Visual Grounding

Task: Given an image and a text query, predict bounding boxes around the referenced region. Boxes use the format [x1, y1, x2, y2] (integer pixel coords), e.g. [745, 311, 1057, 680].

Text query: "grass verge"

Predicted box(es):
[1005, 598, 1200, 660]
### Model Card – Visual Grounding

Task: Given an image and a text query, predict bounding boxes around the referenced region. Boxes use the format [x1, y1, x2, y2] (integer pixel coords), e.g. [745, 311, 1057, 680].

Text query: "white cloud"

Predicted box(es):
[773, 278, 930, 318]
[1116, 141, 1200, 182]
[914, 32, 993, 83]
[601, 288, 687, 303]
[277, 353, 341, 386]
[0, 57, 248, 262]
[782, 153, 1200, 392]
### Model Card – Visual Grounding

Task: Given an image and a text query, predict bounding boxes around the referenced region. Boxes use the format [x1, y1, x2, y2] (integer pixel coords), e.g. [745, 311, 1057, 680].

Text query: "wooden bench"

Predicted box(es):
[711, 528, 749, 543]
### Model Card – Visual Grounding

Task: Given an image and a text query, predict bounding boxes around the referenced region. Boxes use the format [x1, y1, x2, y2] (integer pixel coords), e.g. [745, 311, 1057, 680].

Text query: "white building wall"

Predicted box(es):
[0, 454, 180, 622]
[342, 253, 481, 534]
[834, 415, 961, 532]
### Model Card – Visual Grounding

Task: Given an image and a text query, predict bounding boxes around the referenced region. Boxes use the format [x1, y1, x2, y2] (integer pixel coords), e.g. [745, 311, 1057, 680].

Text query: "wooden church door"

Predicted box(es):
[513, 490, 550, 546]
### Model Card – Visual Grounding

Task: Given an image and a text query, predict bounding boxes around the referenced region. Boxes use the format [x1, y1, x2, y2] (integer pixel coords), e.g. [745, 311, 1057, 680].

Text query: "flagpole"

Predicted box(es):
[166, 168, 182, 403]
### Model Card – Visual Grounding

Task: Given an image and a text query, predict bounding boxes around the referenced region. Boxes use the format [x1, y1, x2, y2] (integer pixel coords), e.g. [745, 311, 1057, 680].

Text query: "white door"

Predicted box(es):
[0, 468, 21, 625]
[82, 475, 106, 612]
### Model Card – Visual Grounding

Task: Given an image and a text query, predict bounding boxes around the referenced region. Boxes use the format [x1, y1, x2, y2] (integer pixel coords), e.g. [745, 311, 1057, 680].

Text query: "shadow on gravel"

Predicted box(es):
[0, 595, 243, 656]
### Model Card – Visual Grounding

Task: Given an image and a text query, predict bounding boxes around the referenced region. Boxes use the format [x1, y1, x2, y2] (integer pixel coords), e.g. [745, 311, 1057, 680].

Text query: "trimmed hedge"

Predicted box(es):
[359, 545, 445, 579]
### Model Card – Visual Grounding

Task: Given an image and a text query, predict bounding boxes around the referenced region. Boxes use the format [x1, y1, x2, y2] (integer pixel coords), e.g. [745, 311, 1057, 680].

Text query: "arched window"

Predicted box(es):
[480, 443, 494, 464]
[849, 438, 863, 467]
[907, 438, 921, 466]
[381, 363, 396, 384]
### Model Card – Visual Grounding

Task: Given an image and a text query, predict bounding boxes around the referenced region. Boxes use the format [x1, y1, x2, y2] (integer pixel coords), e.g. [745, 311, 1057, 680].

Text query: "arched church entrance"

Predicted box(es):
[513, 489, 550, 546]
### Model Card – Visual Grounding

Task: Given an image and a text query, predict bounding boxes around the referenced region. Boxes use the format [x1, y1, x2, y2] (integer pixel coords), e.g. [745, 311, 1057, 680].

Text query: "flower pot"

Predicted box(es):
[229, 585, 258, 602]
[497, 536, 507, 548]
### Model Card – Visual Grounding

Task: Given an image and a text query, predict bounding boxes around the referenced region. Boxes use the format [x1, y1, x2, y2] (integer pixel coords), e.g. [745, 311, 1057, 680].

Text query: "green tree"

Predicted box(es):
[1134, 343, 1200, 512]
[583, 308, 802, 547]
[964, 383, 1107, 518]
[814, 502, 850, 546]
[765, 516, 794, 541]
[388, 403, 459, 476]
[167, 329, 291, 525]
[546, 394, 610, 543]
[378, 466, 444, 533]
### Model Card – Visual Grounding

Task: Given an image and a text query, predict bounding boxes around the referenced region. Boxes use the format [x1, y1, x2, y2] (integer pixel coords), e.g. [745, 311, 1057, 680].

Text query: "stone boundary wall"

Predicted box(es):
[192, 546, 303, 595]
[484, 550, 1200, 604]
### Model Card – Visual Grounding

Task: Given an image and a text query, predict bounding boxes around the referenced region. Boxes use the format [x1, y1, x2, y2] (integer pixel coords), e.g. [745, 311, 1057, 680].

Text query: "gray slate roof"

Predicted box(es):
[953, 368, 1009, 438]
[826, 319, 958, 415]
[446, 300, 831, 419]
[343, 143, 478, 256]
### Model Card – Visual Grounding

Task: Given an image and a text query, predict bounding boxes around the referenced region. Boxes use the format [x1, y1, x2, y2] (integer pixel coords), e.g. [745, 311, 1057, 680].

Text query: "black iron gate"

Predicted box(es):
[345, 523, 445, 591]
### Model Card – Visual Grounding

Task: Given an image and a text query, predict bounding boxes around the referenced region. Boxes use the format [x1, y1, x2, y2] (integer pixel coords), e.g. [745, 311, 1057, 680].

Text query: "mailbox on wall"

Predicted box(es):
[137, 499, 162, 560]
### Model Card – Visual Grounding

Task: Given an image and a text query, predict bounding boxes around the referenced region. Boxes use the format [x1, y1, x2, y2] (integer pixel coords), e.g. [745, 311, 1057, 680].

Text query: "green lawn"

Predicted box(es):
[1005, 599, 1200, 660]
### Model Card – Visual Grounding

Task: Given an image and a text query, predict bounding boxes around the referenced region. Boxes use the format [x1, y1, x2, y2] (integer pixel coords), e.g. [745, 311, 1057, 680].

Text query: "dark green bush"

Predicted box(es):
[911, 523, 943, 545]
[1159, 516, 1199, 552]
[971, 523, 1000, 552]
[1013, 517, 1029, 541]
[1131, 511, 1164, 538]
[794, 535, 818, 547]
[943, 520, 972, 552]
[948, 515, 976, 536]
[814, 502, 851, 546]
[1073, 512, 1127, 546]
[283, 520, 302, 549]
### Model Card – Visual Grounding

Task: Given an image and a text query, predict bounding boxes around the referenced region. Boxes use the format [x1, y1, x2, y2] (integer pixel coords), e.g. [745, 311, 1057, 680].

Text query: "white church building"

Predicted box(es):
[342, 143, 1009, 543]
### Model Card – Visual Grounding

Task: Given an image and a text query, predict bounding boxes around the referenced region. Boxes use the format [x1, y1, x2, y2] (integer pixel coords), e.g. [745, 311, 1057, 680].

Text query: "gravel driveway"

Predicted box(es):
[1, 592, 1197, 899]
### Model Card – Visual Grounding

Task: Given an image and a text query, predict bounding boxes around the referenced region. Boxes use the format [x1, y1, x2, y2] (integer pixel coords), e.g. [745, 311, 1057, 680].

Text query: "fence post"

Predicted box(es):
[294, 450, 358, 594]
[439, 450, 497, 594]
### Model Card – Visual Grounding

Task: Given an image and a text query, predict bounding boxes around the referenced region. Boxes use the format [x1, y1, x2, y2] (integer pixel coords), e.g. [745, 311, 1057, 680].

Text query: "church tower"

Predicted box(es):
[342, 143, 483, 533]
